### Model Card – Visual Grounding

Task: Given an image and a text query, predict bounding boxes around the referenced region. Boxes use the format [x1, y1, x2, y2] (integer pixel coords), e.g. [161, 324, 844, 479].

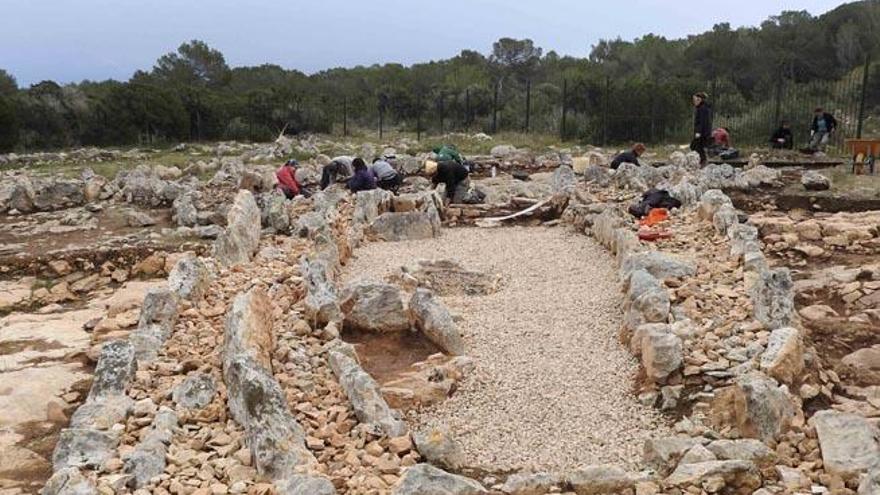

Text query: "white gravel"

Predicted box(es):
[344, 226, 672, 473]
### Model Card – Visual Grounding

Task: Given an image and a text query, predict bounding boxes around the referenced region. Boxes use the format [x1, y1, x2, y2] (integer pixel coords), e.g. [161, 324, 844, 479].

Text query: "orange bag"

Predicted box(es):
[639, 208, 669, 227]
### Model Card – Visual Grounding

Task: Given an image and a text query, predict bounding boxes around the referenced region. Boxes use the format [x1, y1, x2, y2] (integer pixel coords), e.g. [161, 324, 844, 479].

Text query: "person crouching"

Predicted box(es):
[371, 157, 403, 193]
[347, 158, 377, 193]
[276, 159, 305, 199]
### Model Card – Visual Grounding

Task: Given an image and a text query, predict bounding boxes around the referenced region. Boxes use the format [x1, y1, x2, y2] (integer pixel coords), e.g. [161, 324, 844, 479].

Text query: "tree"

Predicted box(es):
[153, 40, 230, 88]
[0, 95, 17, 151]
[490, 38, 543, 83]
[0, 69, 17, 97]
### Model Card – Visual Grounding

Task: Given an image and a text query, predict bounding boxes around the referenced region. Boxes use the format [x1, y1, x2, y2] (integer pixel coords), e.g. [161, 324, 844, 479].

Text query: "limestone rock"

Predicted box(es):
[551, 165, 576, 194]
[759, 327, 804, 385]
[639, 324, 683, 383]
[643, 437, 705, 475]
[353, 189, 393, 225]
[224, 286, 275, 372]
[713, 371, 797, 442]
[172, 189, 199, 227]
[500, 472, 561, 495]
[698, 189, 732, 221]
[87, 340, 137, 401]
[811, 410, 880, 480]
[41, 467, 98, 495]
[328, 350, 407, 437]
[859, 462, 880, 495]
[413, 427, 465, 470]
[340, 281, 410, 333]
[368, 210, 440, 242]
[397, 259, 500, 296]
[706, 439, 775, 467]
[301, 257, 342, 326]
[214, 190, 261, 266]
[713, 204, 739, 236]
[664, 460, 760, 492]
[223, 355, 316, 478]
[621, 251, 696, 281]
[409, 289, 465, 355]
[624, 269, 670, 331]
[168, 254, 212, 301]
[129, 288, 179, 361]
[392, 464, 486, 495]
[124, 408, 178, 488]
[566, 465, 636, 495]
[172, 372, 216, 410]
[274, 475, 337, 495]
[802, 171, 830, 191]
[52, 428, 119, 470]
[750, 268, 795, 330]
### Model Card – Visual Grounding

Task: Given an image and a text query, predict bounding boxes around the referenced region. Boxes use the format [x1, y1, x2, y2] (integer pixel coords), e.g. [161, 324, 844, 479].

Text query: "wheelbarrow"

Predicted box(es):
[845, 139, 880, 175]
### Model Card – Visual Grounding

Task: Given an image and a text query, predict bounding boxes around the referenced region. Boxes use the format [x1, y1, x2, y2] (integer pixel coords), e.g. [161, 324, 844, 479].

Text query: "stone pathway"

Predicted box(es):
[345, 226, 672, 473]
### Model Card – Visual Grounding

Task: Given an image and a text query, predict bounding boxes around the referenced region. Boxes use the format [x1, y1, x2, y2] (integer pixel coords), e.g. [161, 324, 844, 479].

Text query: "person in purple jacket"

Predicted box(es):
[347, 158, 376, 193]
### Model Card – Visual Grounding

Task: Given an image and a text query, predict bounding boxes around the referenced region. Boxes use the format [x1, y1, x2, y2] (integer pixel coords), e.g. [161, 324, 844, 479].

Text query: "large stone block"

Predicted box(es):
[214, 189, 261, 266]
[224, 286, 275, 372]
[329, 351, 407, 437]
[340, 281, 410, 333]
[410, 289, 465, 355]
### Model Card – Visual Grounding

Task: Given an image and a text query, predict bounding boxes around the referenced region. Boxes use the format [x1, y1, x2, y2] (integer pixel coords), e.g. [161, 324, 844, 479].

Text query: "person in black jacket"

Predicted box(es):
[809, 107, 837, 152]
[690, 92, 712, 166]
[769, 121, 794, 150]
[610, 143, 646, 169]
[432, 161, 470, 205]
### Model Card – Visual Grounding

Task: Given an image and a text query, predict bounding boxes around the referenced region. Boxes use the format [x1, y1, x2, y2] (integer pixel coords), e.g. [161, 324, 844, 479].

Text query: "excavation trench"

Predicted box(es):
[343, 226, 672, 474]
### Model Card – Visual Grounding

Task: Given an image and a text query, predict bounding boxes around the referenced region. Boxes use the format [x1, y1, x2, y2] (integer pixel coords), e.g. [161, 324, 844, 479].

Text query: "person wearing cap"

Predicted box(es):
[370, 157, 402, 193]
[690, 92, 712, 166]
[809, 107, 837, 152]
[320, 155, 354, 190]
[276, 159, 304, 199]
[610, 143, 646, 170]
[347, 158, 377, 193]
[431, 160, 470, 205]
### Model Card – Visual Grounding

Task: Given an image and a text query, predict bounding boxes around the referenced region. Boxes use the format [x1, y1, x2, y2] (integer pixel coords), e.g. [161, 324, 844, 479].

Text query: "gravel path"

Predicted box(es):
[344, 226, 672, 473]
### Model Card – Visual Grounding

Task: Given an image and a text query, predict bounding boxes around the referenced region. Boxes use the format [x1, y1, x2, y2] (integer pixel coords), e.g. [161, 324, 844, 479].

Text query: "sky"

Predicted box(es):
[0, 0, 850, 86]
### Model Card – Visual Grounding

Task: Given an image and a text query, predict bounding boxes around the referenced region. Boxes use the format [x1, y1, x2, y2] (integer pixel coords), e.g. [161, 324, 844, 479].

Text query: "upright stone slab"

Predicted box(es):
[750, 268, 795, 330]
[52, 428, 119, 470]
[41, 467, 98, 495]
[214, 189, 261, 266]
[368, 211, 440, 242]
[620, 251, 696, 281]
[301, 256, 342, 326]
[87, 340, 137, 401]
[168, 254, 212, 301]
[223, 355, 316, 478]
[759, 327, 804, 385]
[698, 189, 732, 221]
[328, 350, 408, 437]
[125, 408, 178, 488]
[130, 288, 179, 361]
[224, 286, 275, 372]
[409, 289, 465, 355]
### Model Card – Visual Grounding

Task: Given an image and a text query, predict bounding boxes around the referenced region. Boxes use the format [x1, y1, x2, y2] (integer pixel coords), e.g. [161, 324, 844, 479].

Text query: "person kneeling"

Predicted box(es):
[347, 158, 377, 193]
[610, 143, 646, 170]
[371, 157, 402, 193]
[276, 159, 308, 199]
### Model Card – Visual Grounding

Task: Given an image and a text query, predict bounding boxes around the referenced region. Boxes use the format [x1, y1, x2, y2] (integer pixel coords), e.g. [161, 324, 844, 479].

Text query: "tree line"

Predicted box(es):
[1, 1, 879, 152]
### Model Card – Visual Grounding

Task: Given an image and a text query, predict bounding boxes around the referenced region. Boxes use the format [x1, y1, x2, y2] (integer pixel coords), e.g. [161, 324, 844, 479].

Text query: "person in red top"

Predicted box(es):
[712, 127, 730, 148]
[276, 159, 303, 199]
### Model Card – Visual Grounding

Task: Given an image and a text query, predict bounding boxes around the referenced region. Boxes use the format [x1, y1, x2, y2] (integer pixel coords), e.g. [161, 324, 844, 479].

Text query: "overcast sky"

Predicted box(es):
[1, 0, 849, 86]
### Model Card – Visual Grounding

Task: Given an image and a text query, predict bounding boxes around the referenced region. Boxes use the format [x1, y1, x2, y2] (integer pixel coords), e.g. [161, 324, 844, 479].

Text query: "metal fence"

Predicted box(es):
[261, 59, 872, 152]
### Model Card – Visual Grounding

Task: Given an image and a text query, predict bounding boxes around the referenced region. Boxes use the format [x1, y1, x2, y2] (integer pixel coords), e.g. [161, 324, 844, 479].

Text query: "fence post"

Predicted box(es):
[561, 79, 567, 141]
[524, 79, 531, 133]
[439, 93, 445, 135]
[417, 93, 422, 141]
[602, 76, 609, 146]
[857, 55, 871, 139]
[773, 73, 783, 131]
[465, 88, 471, 128]
[343, 97, 348, 137]
[492, 81, 499, 134]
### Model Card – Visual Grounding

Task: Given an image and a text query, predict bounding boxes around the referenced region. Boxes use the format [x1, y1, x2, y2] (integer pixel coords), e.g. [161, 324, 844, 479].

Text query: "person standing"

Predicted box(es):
[690, 92, 712, 166]
[347, 158, 377, 193]
[809, 107, 837, 152]
[370, 157, 403, 193]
